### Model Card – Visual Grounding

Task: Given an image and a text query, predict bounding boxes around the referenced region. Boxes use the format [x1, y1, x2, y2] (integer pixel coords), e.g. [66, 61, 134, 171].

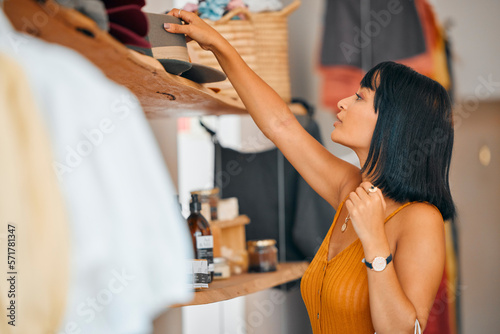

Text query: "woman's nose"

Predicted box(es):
[337, 97, 348, 112]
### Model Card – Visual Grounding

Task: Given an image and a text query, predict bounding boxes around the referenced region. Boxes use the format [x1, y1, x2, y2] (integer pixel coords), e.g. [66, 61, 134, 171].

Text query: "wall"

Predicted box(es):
[430, 0, 500, 101]
[449, 101, 500, 334]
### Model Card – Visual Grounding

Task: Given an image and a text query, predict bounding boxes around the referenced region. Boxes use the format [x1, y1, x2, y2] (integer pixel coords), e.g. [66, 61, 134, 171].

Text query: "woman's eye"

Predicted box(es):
[355, 93, 362, 100]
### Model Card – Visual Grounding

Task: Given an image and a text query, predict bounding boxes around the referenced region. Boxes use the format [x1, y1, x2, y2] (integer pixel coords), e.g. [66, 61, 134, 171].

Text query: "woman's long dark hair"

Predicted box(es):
[360, 61, 456, 221]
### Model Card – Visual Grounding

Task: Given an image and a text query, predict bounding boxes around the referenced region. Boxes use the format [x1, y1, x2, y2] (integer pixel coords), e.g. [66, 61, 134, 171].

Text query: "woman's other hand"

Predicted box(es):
[164, 8, 224, 52]
[345, 182, 387, 242]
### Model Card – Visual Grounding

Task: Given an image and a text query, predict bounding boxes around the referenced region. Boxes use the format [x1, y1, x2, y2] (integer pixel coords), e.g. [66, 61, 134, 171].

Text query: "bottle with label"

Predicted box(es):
[187, 194, 214, 282]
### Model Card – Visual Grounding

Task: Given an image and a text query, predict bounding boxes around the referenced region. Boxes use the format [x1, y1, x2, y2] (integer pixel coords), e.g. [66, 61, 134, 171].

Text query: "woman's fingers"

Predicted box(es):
[163, 22, 189, 35]
[356, 186, 370, 200]
[167, 8, 194, 23]
[163, 20, 205, 49]
[361, 182, 387, 211]
[164, 8, 219, 51]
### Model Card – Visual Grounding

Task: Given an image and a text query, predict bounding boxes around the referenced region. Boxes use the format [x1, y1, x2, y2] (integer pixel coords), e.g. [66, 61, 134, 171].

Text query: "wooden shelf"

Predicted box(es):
[172, 261, 309, 307]
[4, 0, 306, 118]
[211, 215, 250, 229]
[4, 0, 251, 118]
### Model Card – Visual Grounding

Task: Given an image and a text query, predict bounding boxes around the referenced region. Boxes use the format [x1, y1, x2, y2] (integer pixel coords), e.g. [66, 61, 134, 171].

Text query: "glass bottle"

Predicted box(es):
[187, 194, 214, 282]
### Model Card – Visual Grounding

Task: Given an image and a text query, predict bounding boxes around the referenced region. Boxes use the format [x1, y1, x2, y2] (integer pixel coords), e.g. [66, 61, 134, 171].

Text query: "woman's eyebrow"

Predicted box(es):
[359, 87, 373, 98]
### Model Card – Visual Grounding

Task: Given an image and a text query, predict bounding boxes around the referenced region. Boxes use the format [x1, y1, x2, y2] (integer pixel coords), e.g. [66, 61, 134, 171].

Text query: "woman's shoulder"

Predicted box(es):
[400, 201, 443, 222]
[394, 201, 445, 242]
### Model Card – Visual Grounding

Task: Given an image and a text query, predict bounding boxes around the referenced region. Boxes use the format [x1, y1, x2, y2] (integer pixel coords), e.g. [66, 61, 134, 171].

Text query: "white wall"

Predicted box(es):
[430, 0, 500, 101]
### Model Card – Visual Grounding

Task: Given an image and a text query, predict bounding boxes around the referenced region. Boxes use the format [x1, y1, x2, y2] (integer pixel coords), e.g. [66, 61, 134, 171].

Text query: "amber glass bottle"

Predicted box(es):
[187, 194, 214, 282]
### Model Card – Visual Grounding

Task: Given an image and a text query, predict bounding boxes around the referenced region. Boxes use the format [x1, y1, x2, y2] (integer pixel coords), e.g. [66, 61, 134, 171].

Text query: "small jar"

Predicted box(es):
[247, 239, 278, 273]
[190, 188, 220, 220]
[213, 257, 231, 280]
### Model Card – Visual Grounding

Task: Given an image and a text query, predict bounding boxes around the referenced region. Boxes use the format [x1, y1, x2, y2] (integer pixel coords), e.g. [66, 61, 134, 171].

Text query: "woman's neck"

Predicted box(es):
[354, 150, 405, 211]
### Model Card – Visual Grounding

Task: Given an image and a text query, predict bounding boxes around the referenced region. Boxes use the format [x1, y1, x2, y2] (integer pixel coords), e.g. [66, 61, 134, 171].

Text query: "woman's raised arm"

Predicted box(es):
[165, 9, 361, 208]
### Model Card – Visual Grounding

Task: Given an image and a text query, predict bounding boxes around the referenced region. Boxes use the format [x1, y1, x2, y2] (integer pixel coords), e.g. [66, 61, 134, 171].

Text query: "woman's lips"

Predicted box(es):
[334, 121, 342, 127]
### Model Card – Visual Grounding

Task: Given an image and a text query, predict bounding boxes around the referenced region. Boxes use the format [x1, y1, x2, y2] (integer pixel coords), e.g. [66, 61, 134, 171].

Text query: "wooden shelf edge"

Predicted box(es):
[171, 261, 309, 308]
[5, 0, 309, 119]
[5, 0, 309, 118]
[4, 0, 249, 118]
[211, 215, 250, 229]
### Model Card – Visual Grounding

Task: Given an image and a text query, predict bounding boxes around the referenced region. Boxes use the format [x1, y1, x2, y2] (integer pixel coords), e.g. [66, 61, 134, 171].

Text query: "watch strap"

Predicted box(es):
[362, 253, 393, 270]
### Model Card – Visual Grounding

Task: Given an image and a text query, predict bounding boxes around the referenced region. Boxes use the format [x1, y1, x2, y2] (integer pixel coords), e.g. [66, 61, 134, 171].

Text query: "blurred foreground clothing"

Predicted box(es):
[0, 53, 70, 334]
[0, 9, 193, 333]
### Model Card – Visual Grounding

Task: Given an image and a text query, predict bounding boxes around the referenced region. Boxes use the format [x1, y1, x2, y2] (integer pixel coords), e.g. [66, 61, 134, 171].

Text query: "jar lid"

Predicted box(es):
[213, 257, 228, 264]
[247, 239, 276, 247]
[191, 188, 220, 196]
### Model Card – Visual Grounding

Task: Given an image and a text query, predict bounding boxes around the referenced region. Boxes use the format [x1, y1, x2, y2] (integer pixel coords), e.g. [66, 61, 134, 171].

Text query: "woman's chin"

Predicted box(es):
[331, 131, 349, 148]
[330, 130, 339, 143]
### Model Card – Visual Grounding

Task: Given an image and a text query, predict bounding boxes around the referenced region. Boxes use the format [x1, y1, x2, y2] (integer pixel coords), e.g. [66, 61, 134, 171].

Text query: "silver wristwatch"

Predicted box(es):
[362, 254, 393, 272]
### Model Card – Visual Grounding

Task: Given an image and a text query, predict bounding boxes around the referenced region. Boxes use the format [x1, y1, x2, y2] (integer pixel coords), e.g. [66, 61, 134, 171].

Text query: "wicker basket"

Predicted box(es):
[188, 1, 300, 103]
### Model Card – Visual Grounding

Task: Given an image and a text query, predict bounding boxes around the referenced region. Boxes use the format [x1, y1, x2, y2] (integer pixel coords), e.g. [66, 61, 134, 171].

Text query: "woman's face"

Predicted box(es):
[331, 87, 378, 153]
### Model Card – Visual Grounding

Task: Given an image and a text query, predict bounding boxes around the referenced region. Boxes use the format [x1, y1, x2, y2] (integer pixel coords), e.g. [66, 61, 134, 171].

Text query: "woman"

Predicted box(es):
[165, 9, 455, 333]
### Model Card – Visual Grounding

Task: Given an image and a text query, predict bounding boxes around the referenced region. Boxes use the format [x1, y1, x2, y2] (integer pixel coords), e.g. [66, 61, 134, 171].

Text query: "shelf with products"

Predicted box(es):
[4, 0, 306, 118]
[183, 213, 308, 307]
[5, 0, 310, 309]
[172, 261, 309, 307]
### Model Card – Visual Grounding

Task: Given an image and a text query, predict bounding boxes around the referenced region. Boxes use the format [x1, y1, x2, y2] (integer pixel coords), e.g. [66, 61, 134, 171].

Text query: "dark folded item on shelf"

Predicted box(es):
[107, 4, 148, 37]
[109, 22, 150, 48]
[102, 0, 146, 9]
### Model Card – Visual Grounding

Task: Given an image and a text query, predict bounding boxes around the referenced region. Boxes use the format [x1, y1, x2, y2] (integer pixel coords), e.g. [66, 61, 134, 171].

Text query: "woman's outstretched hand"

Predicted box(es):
[164, 9, 225, 53]
[345, 182, 387, 242]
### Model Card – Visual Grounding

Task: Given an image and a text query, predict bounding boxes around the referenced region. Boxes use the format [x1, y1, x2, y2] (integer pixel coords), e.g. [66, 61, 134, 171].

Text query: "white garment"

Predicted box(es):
[0, 9, 193, 334]
[245, 0, 283, 13]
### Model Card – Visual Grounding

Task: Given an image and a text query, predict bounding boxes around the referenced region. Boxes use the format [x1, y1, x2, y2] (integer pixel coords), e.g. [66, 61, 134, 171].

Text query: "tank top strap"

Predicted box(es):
[384, 201, 419, 223]
[338, 194, 350, 211]
[340, 195, 429, 224]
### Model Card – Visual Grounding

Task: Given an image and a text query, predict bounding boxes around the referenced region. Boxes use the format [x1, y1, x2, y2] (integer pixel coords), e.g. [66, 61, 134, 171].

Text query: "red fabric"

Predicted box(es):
[424, 268, 452, 334]
[108, 22, 151, 48]
[107, 5, 149, 37]
[319, 65, 364, 114]
[319, 0, 438, 113]
[104, 0, 149, 47]
[102, 0, 146, 9]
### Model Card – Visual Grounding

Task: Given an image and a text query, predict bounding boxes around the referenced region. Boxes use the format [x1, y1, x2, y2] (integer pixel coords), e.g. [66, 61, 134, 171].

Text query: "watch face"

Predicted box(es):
[372, 257, 387, 271]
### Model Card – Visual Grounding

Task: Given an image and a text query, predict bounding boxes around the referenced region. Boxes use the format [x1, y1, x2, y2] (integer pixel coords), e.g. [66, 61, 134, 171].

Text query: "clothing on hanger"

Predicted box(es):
[0, 52, 70, 334]
[0, 9, 193, 333]
[320, 0, 426, 68]
[319, 0, 451, 112]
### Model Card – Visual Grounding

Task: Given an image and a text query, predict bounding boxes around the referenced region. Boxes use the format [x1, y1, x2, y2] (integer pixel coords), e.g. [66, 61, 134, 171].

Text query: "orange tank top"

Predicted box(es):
[300, 199, 418, 333]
